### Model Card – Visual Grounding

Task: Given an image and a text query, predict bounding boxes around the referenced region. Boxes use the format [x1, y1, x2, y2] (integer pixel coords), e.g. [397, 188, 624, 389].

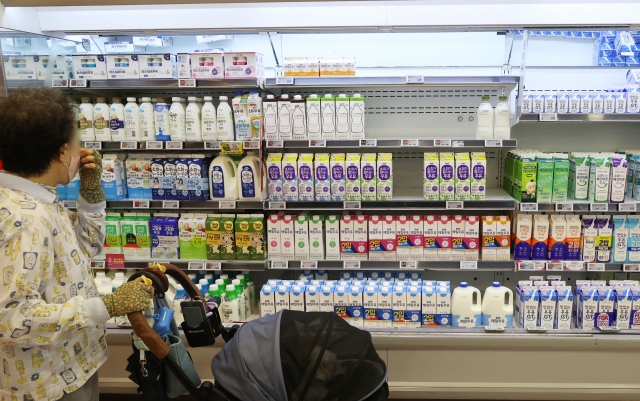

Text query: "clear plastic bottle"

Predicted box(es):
[109, 97, 126, 141]
[139, 97, 155, 141]
[185, 96, 202, 141]
[493, 95, 511, 139]
[124, 97, 141, 141]
[201, 96, 217, 140]
[169, 96, 187, 141]
[93, 97, 110, 141]
[217, 95, 234, 140]
[79, 97, 95, 141]
[476, 95, 494, 139]
[154, 97, 171, 141]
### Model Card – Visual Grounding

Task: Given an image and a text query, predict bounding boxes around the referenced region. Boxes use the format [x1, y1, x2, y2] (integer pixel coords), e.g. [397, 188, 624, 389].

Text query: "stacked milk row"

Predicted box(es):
[574, 280, 640, 329]
[264, 94, 365, 140]
[267, 153, 392, 201]
[475, 95, 511, 139]
[625, 151, 640, 200]
[207, 274, 257, 324]
[598, 31, 640, 66]
[283, 57, 357, 77]
[515, 279, 573, 329]
[260, 279, 453, 328]
[423, 152, 487, 201]
[522, 91, 640, 114]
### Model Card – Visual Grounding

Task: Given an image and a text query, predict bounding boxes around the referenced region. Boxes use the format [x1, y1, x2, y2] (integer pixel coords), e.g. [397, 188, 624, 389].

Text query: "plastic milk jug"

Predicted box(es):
[209, 154, 238, 200]
[169, 97, 187, 141]
[481, 282, 514, 327]
[237, 152, 264, 200]
[451, 282, 482, 328]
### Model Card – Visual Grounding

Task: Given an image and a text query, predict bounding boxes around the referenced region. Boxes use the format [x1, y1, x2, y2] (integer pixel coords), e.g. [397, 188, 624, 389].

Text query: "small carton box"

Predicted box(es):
[517, 286, 540, 328]
[280, 214, 295, 260]
[275, 285, 290, 313]
[345, 153, 362, 201]
[314, 154, 331, 201]
[450, 215, 465, 261]
[363, 285, 378, 328]
[349, 94, 365, 139]
[284, 57, 306, 76]
[554, 287, 573, 329]
[176, 53, 191, 79]
[35, 55, 70, 80]
[595, 216, 613, 262]
[282, 153, 299, 201]
[347, 285, 364, 327]
[392, 286, 408, 328]
[548, 215, 567, 260]
[627, 216, 640, 262]
[330, 154, 346, 201]
[190, 52, 224, 79]
[305, 285, 321, 312]
[421, 286, 438, 326]
[294, 215, 310, 261]
[340, 214, 355, 260]
[267, 214, 282, 260]
[260, 285, 276, 317]
[538, 287, 557, 329]
[325, 215, 341, 260]
[610, 155, 628, 203]
[360, 153, 377, 201]
[289, 284, 306, 312]
[536, 156, 555, 203]
[569, 153, 590, 200]
[320, 57, 341, 76]
[106, 55, 140, 80]
[614, 287, 633, 329]
[552, 156, 570, 203]
[582, 215, 598, 262]
[588, 155, 611, 203]
[464, 216, 480, 261]
[496, 216, 511, 261]
[267, 153, 284, 201]
[423, 216, 438, 261]
[613, 215, 629, 263]
[309, 215, 325, 260]
[340, 57, 356, 76]
[436, 285, 451, 326]
[437, 215, 452, 261]
[225, 52, 264, 79]
[220, 214, 236, 260]
[138, 54, 177, 79]
[566, 215, 582, 261]
[72, 55, 107, 80]
[482, 216, 497, 261]
[454, 153, 471, 201]
[249, 214, 266, 261]
[423, 153, 440, 201]
[377, 286, 393, 328]
[297, 154, 314, 201]
[470, 152, 487, 200]
[532, 215, 550, 261]
[206, 214, 223, 260]
[376, 153, 393, 201]
[319, 285, 335, 313]
[439, 153, 455, 201]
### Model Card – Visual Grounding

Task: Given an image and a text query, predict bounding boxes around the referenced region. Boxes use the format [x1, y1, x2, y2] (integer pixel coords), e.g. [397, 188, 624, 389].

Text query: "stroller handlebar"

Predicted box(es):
[127, 310, 171, 358]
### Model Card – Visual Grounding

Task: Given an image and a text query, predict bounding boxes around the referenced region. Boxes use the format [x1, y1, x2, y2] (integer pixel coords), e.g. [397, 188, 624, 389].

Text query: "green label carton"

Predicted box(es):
[220, 214, 236, 260]
[235, 214, 252, 260]
[535, 157, 554, 203]
[250, 214, 266, 260]
[206, 214, 222, 260]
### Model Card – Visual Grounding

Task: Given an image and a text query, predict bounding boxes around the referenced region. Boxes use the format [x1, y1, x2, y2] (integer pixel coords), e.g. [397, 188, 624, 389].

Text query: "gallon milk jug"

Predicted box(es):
[481, 282, 514, 327]
[79, 97, 95, 141]
[476, 95, 494, 139]
[209, 154, 238, 200]
[237, 152, 264, 200]
[451, 282, 482, 328]
[493, 95, 511, 139]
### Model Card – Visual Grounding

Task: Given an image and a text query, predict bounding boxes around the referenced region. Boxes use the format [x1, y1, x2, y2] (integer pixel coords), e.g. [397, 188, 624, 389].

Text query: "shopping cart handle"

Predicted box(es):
[128, 311, 170, 359]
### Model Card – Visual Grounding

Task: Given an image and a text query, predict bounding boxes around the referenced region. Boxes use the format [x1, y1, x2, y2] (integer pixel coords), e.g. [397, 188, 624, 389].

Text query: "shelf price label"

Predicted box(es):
[166, 141, 184, 150]
[446, 201, 464, 210]
[539, 113, 558, 122]
[624, 264, 640, 272]
[401, 139, 419, 147]
[309, 139, 327, 148]
[219, 201, 236, 209]
[266, 140, 284, 148]
[268, 201, 286, 210]
[276, 76, 294, 85]
[91, 260, 106, 269]
[555, 203, 574, 212]
[145, 141, 163, 150]
[62, 201, 78, 209]
[120, 141, 137, 150]
[162, 201, 180, 209]
[178, 79, 196, 87]
[51, 79, 68, 88]
[243, 141, 260, 150]
[400, 261, 418, 269]
[520, 203, 538, 212]
[83, 141, 102, 150]
[619, 203, 637, 212]
[188, 262, 204, 271]
[546, 261, 564, 271]
[590, 203, 608, 212]
[460, 261, 478, 270]
[204, 141, 221, 150]
[300, 261, 318, 269]
[516, 261, 535, 271]
[344, 201, 361, 210]
[133, 200, 150, 209]
[451, 140, 465, 148]
[564, 261, 586, 271]
[343, 261, 361, 269]
[205, 262, 222, 271]
[434, 139, 452, 147]
[484, 139, 503, 147]
[69, 78, 87, 88]
[405, 75, 424, 84]
[587, 263, 605, 271]
[359, 139, 377, 147]
[271, 260, 288, 269]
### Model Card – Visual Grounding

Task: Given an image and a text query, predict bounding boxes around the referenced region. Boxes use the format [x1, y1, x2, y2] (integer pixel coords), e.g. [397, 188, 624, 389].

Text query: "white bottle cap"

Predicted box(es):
[210, 284, 219, 291]
[204, 96, 213, 101]
[115, 272, 125, 278]
[219, 96, 228, 101]
[215, 279, 225, 285]
[266, 94, 275, 99]
[226, 284, 237, 291]
[309, 94, 318, 98]
[172, 97, 181, 102]
[236, 274, 245, 280]
[96, 272, 106, 277]
[204, 274, 214, 279]
[188, 273, 197, 279]
[293, 95, 302, 100]
[188, 96, 197, 101]
[232, 279, 241, 285]
[199, 279, 209, 285]
[101, 278, 111, 285]
[175, 284, 184, 290]
[196, 284, 202, 290]
[281, 94, 289, 99]
[127, 97, 137, 102]
[141, 97, 151, 102]
[220, 274, 229, 279]
[338, 94, 347, 98]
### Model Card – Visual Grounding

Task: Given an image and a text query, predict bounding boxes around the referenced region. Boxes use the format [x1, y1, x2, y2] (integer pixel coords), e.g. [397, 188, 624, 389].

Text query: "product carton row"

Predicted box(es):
[423, 152, 487, 201]
[283, 57, 356, 77]
[522, 90, 640, 114]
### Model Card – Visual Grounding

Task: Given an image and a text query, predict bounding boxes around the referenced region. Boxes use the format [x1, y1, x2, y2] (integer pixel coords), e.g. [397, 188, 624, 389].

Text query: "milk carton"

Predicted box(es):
[576, 287, 598, 328]
[289, 285, 306, 312]
[421, 286, 438, 326]
[514, 214, 533, 260]
[97, 213, 122, 259]
[396, 216, 411, 260]
[294, 215, 310, 260]
[151, 156, 166, 200]
[552, 155, 570, 203]
[582, 215, 598, 262]
[595, 216, 613, 262]
[392, 286, 408, 328]
[330, 154, 346, 201]
[569, 153, 590, 200]
[548, 215, 567, 260]
[630, 288, 640, 329]
[532, 215, 550, 260]
[470, 152, 487, 200]
[376, 153, 393, 201]
[496, 216, 511, 261]
[106, 55, 140, 79]
[517, 286, 540, 328]
[592, 93, 605, 113]
[205, 214, 223, 260]
[335, 94, 351, 140]
[381, 215, 397, 260]
[358, 153, 377, 201]
[368, 215, 384, 260]
[538, 287, 557, 329]
[464, 216, 480, 261]
[437, 215, 452, 261]
[436, 285, 451, 326]
[313, 154, 331, 201]
[423, 153, 440, 200]
[353, 215, 368, 260]
[281, 214, 295, 260]
[101, 154, 125, 200]
[513, 153, 537, 203]
[376, 286, 393, 328]
[260, 285, 276, 317]
[554, 287, 573, 329]
[588, 155, 611, 203]
[325, 215, 340, 260]
[151, 214, 179, 260]
[216, 214, 234, 260]
[267, 214, 282, 260]
[319, 285, 335, 313]
[266, 153, 284, 201]
[613, 216, 629, 263]
[189, 52, 224, 79]
[481, 216, 497, 261]
[580, 93, 593, 114]
[347, 286, 364, 327]
[614, 287, 633, 328]
[535, 156, 554, 203]
[340, 214, 354, 260]
[454, 153, 471, 201]
[439, 153, 455, 201]
[532, 94, 545, 114]
[627, 216, 640, 262]
[609, 155, 628, 203]
[71, 55, 107, 80]
[275, 285, 290, 313]
[345, 153, 362, 201]
[174, 157, 190, 201]
[408, 215, 424, 260]
[321, 94, 336, 139]
[309, 215, 325, 260]
[363, 285, 378, 327]
[423, 216, 438, 261]
[304, 285, 320, 312]
[450, 216, 465, 261]
[334, 285, 349, 320]
[596, 287, 615, 327]
[282, 154, 299, 201]
[566, 215, 582, 261]
[297, 154, 314, 201]
[405, 286, 422, 328]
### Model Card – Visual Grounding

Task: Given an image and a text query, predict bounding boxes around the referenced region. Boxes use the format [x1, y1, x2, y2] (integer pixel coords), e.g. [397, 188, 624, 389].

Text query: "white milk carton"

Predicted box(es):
[345, 153, 362, 201]
[319, 285, 335, 313]
[454, 153, 471, 201]
[297, 153, 314, 201]
[330, 154, 346, 201]
[521, 94, 533, 114]
[347, 286, 364, 327]
[282, 153, 299, 201]
[595, 216, 613, 262]
[629, 288, 640, 329]
[595, 287, 615, 327]
[465, 216, 480, 260]
[392, 285, 408, 328]
[305, 285, 321, 312]
[405, 286, 422, 328]
[496, 216, 511, 261]
[380, 215, 397, 261]
[532, 214, 550, 261]
[396, 216, 411, 260]
[450, 215, 465, 261]
[555, 94, 569, 114]
[576, 287, 598, 328]
[421, 286, 438, 326]
[280, 214, 295, 260]
[267, 214, 282, 260]
[613, 215, 629, 263]
[588, 155, 611, 203]
[437, 215, 452, 261]
[349, 94, 365, 139]
[423, 153, 440, 200]
[325, 215, 341, 260]
[368, 215, 384, 260]
[538, 287, 557, 329]
[610, 155, 628, 203]
[582, 215, 598, 262]
[309, 215, 325, 260]
[275, 285, 290, 313]
[436, 285, 452, 326]
[376, 153, 393, 201]
[294, 215, 310, 260]
[439, 153, 455, 201]
[554, 287, 573, 329]
[335, 94, 351, 140]
[614, 287, 633, 329]
[363, 285, 378, 327]
[627, 216, 640, 262]
[471, 152, 487, 200]
[543, 94, 557, 113]
[517, 286, 540, 328]
[360, 153, 377, 201]
[548, 215, 567, 261]
[289, 285, 306, 312]
[260, 285, 276, 317]
[340, 214, 355, 260]
[314, 154, 331, 201]
[334, 285, 350, 321]
[481, 216, 497, 261]
[409, 215, 424, 260]
[532, 94, 545, 114]
[353, 215, 369, 260]
[565, 215, 582, 261]
[580, 93, 593, 114]
[423, 216, 438, 261]
[376, 286, 393, 328]
[592, 93, 605, 114]
[266, 153, 284, 201]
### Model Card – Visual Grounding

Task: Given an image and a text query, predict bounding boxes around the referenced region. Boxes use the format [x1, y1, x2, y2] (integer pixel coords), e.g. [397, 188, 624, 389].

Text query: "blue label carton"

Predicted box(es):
[151, 155, 166, 200]
[175, 156, 190, 201]
[151, 213, 179, 259]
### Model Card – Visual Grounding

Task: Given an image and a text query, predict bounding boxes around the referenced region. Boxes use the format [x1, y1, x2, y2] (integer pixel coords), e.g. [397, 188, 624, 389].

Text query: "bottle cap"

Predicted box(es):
[204, 96, 213, 101]
[141, 97, 151, 102]
[482, 95, 490, 101]
[127, 97, 136, 102]
[460, 282, 468, 288]
[188, 96, 197, 101]
[219, 96, 228, 101]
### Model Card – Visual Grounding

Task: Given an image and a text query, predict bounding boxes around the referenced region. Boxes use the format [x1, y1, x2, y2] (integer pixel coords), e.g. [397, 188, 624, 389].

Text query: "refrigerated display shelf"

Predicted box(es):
[7, 78, 263, 91]
[266, 138, 517, 149]
[519, 114, 640, 122]
[104, 200, 263, 210]
[274, 259, 514, 271]
[91, 259, 265, 271]
[517, 198, 639, 212]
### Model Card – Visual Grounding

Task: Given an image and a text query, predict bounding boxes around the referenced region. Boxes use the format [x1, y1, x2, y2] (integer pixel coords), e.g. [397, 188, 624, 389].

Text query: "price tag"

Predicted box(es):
[520, 203, 538, 211]
[485, 326, 505, 332]
[309, 139, 326, 148]
[219, 201, 236, 209]
[526, 326, 548, 333]
[69, 78, 87, 88]
[243, 141, 260, 150]
[359, 139, 377, 147]
[83, 141, 102, 150]
[120, 141, 137, 150]
[91, 261, 106, 269]
[188, 262, 204, 270]
[344, 201, 361, 209]
[343, 261, 361, 269]
[460, 261, 478, 270]
[204, 141, 221, 150]
[539, 113, 558, 122]
[400, 261, 418, 269]
[276, 76, 294, 85]
[104, 41, 134, 52]
[62, 200, 78, 209]
[268, 201, 286, 210]
[145, 141, 163, 150]
[166, 141, 183, 150]
[546, 261, 564, 271]
[555, 203, 574, 212]
[301, 261, 318, 269]
[162, 201, 180, 209]
[619, 203, 637, 212]
[401, 139, 419, 147]
[597, 326, 621, 333]
[434, 139, 452, 147]
[406, 75, 424, 84]
[451, 140, 464, 148]
[516, 261, 536, 270]
[624, 264, 640, 272]
[220, 141, 244, 154]
[587, 263, 605, 271]
[51, 79, 68, 88]
[205, 262, 222, 271]
[133, 200, 150, 209]
[484, 139, 503, 147]
[178, 79, 196, 87]
[590, 203, 608, 212]
[446, 201, 464, 210]
[267, 140, 284, 148]
[271, 260, 289, 269]
[564, 261, 586, 271]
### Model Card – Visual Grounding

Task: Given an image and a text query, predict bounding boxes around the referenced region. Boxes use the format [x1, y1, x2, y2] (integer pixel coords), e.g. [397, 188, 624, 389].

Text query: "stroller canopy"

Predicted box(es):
[211, 310, 388, 401]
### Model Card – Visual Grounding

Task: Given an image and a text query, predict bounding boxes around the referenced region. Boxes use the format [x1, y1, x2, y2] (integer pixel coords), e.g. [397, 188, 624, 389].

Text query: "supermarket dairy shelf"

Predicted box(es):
[272, 259, 514, 271]
[519, 114, 640, 122]
[516, 197, 639, 212]
[264, 76, 519, 90]
[7, 79, 262, 90]
[105, 200, 264, 210]
[267, 138, 517, 149]
[91, 259, 265, 271]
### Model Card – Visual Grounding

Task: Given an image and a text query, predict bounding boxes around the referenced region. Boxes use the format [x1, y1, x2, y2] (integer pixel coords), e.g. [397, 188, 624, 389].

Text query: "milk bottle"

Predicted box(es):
[79, 97, 95, 141]
[109, 97, 126, 141]
[94, 97, 110, 141]
[493, 96, 511, 139]
[139, 97, 155, 141]
[217, 96, 234, 140]
[451, 282, 482, 328]
[481, 282, 513, 327]
[124, 97, 141, 141]
[201, 96, 217, 140]
[185, 96, 202, 141]
[154, 97, 171, 141]
[169, 97, 187, 141]
[476, 95, 494, 139]
[292, 95, 307, 140]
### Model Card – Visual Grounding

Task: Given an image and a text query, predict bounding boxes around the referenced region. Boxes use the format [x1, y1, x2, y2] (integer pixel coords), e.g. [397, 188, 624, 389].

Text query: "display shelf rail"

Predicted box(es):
[274, 259, 514, 271]
[91, 259, 265, 271]
[266, 138, 517, 149]
[81, 140, 260, 152]
[104, 200, 264, 210]
[7, 79, 263, 91]
[517, 197, 639, 212]
[519, 114, 640, 123]
[515, 260, 640, 272]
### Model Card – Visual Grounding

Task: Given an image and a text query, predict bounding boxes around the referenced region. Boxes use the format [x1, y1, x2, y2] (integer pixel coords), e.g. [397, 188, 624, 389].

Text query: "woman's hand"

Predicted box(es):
[79, 150, 105, 204]
[80, 148, 98, 170]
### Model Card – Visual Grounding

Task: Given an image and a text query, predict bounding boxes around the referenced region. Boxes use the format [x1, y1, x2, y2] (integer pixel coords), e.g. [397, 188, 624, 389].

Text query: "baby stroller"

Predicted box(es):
[125, 264, 389, 401]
